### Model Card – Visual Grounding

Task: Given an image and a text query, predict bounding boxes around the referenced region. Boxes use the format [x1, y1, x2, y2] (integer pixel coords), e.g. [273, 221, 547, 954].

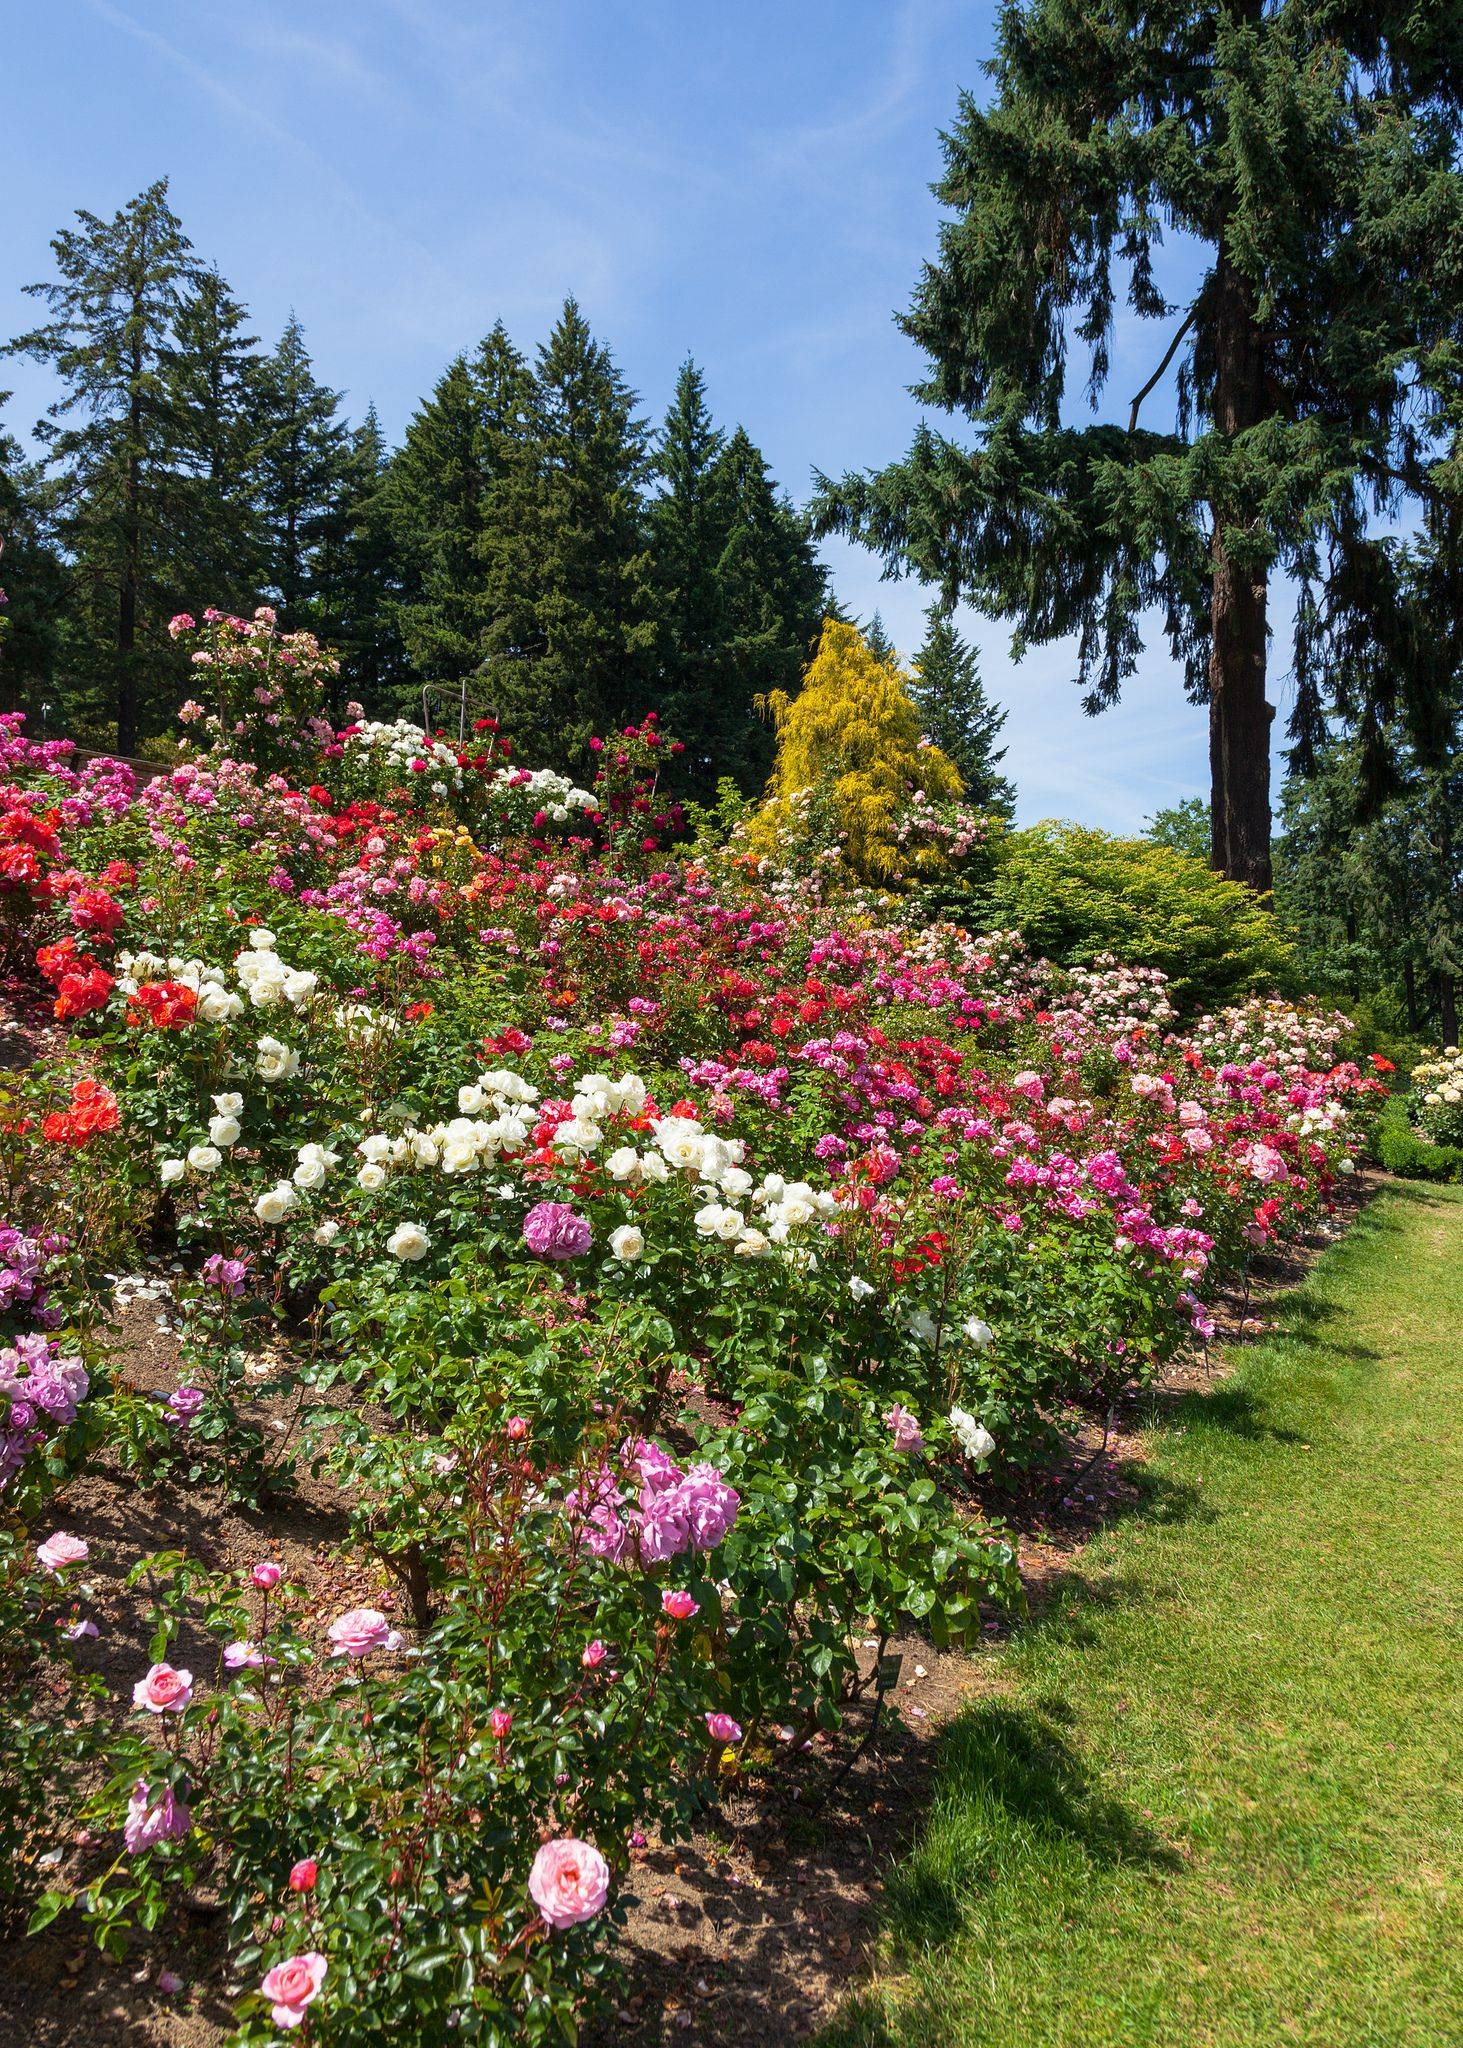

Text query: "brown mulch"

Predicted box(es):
[0, 1000, 1377, 2047]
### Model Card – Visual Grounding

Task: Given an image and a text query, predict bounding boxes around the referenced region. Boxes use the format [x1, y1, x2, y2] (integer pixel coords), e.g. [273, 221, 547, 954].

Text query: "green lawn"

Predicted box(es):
[825, 1182, 1463, 2048]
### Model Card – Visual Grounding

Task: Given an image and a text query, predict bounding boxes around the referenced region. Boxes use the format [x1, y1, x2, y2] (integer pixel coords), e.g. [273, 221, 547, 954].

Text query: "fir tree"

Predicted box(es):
[485, 300, 657, 766]
[168, 267, 263, 615]
[707, 427, 827, 792]
[862, 611, 896, 663]
[0, 396, 68, 718]
[253, 314, 348, 626]
[315, 405, 405, 715]
[815, 8, 1463, 893]
[910, 604, 1015, 816]
[391, 355, 490, 689]
[6, 178, 199, 749]
[649, 360, 726, 787]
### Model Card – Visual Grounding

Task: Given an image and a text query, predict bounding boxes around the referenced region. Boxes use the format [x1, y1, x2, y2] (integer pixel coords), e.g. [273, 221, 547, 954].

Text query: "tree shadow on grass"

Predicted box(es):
[875, 1698, 1182, 1959]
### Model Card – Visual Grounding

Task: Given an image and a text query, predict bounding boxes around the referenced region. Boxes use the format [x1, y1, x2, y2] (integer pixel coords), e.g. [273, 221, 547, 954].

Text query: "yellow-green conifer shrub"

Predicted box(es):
[751, 618, 963, 882]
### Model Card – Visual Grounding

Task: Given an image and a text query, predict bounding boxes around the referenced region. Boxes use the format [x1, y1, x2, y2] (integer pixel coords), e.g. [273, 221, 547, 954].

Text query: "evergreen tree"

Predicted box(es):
[471, 322, 541, 717]
[862, 611, 896, 663]
[707, 427, 827, 792]
[316, 405, 405, 716]
[751, 617, 962, 881]
[391, 355, 489, 690]
[484, 300, 657, 767]
[253, 314, 348, 626]
[910, 604, 1015, 815]
[0, 397, 68, 718]
[6, 178, 200, 749]
[814, 8, 1463, 894]
[649, 360, 726, 786]
[168, 267, 263, 615]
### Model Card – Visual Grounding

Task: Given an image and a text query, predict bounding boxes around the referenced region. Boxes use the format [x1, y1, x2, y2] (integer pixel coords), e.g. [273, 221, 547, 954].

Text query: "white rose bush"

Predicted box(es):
[0, 670, 1387, 2043]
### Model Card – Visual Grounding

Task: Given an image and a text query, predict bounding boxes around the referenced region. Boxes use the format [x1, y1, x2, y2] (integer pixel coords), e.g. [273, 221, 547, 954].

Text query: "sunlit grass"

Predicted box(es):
[825, 1183, 1463, 2048]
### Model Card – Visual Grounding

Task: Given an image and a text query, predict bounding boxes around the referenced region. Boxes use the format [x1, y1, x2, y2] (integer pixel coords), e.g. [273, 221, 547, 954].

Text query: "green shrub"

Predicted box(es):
[980, 822, 1297, 1011]
[1373, 1097, 1463, 1184]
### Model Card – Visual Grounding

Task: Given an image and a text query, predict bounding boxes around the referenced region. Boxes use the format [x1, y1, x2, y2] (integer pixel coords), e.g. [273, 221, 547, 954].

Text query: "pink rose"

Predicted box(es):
[133, 1661, 194, 1714]
[528, 1837, 611, 1930]
[326, 1607, 402, 1659]
[288, 1858, 318, 1893]
[661, 1590, 699, 1621]
[505, 1414, 528, 1440]
[37, 1530, 89, 1574]
[884, 1403, 924, 1455]
[223, 1640, 268, 1671]
[705, 1712, 742, 1744]
[251, 1561, 283, 1589]
[491, 1708, 513, 1739]
[64, 1618, 100, 1641]
[581, 1638, 608, 1668]
[124, 1778, 191, 1853]
[259, 1952, 327, 2029]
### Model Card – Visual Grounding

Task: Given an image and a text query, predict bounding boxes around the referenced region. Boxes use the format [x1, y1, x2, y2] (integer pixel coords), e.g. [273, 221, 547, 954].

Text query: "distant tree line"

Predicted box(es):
[0, 179, 836, 789]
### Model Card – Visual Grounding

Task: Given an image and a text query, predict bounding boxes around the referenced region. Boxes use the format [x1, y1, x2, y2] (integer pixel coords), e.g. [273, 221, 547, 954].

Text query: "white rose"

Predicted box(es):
[187, 1144, 222, 1175]
[313, 1219, 341, 1246]
[249, 928, 277, 950]
[605, 1146, 640, 1181]
[197, 985, 245, 1023]
[357, 1163, 388, 1192]
[439, 1135, 480, 1174]
[734, 1228, 771, 1257]
[713, 1206, 745, 1241]
[949, 1406, 996, 1466]
[962, 1316, 995, 1350]
[293, 1157, 327, 1191]
[212, 1093, 244, 1117]
[609, 1224, 644, 1262]
[848, 1275, 875, 1303]
[388, 1221, 430, 1262]
[283, 969, 318, 1006]
[209, 1114, 241, 1147]
[638, 1152, 670, 1185]
[255, 1037, 299, 1081]
[159, 1158, 186, 1186]
[254, 1182, 297, 1226]
[357, 1133, 392, 1163]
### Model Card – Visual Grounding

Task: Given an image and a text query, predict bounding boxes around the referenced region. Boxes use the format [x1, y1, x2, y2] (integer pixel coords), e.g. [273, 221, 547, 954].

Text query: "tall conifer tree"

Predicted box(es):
[168, 267, 263, 615]
[911, 603, 1015, 816]
[7, 178, 199, 749]
[815, 7, 1463, 893]
[254, 314, 348, 626]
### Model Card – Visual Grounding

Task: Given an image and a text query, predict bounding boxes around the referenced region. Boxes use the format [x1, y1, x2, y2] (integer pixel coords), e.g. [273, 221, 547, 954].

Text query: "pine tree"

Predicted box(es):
[168, 267, 263, 615]
[707, 428, 827, 792]
[814, 8, 1463, 894]
[0, 397, 68, 718]
[484, 300, 657, 767]
[752, 618, 962, 880]
[391, 355, 489, 689]
[6, 178, 200, 749]
[253, 314, 348, 626]
[862, 611, 896, 664]
[910, 604, 1015, 815]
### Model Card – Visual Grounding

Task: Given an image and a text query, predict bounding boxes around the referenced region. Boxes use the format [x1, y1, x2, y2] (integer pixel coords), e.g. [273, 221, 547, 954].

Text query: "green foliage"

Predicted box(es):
[1144, 796, 1211, 863]
[910, 604, 1015, 817]
[1373, 1095, 1463, 1184]
[985, 823, 1296, 1010]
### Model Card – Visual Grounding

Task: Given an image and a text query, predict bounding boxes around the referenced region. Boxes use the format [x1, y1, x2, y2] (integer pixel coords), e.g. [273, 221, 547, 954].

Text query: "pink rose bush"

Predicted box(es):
[528, 1837, 611, 1930]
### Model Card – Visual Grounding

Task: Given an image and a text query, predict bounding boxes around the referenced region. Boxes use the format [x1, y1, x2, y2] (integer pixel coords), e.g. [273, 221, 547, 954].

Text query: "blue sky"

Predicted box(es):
[3, 0, 1272, 829]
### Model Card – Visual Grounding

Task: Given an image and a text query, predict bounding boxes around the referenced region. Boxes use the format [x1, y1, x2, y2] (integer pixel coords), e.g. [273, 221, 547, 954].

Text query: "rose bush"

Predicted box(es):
[0, 675, 1384, 2036]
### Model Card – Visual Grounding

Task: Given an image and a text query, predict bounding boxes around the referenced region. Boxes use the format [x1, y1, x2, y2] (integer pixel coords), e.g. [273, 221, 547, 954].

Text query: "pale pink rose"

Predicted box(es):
[661, 1590, 699, 1620]
[124, 1778, 191, 1852]
[132, 1661, 194, 1714]
[259, 1951, 327, 2029]
[326, 1607, 401, 1658]
[884, 1403, 923, 1454]
[251, 1561, 283, 1589]
[528, 1837, 610, 1930]
[705, 1711, 742, 1744]
[223, 1640, 268, 1671]
[37, 1530, 89, 1574]
[64, 1618, 100, 1641]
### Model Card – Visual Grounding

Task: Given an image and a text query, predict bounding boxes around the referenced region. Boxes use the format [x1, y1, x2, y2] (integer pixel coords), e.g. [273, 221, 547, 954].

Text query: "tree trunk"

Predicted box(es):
[1207, 250, 1273, 895]
[1442, 971, 1458, 1048]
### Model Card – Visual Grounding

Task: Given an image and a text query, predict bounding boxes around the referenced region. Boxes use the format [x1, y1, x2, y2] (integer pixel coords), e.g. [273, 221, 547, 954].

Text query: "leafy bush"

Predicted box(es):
[1373, 1096, 1463, 1183]
[980, 823, 1297, 1010]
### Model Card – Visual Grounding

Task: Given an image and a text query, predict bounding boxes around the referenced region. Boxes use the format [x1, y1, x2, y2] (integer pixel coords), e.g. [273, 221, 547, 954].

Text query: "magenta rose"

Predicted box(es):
[521, 1201, 592, 1260]
[326, 1606, 402, 1659]
[661, 1589, 699, 1620]
[132, 1661, 194, 1714]
[705, 1711, 743, 1744]
[259, 1952, 328, 2029]
[528, 1837, 611, 1930]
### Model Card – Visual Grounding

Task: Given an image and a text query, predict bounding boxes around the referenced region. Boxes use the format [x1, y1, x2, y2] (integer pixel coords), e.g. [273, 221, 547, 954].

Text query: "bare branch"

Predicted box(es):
[1127, 306, 1198, 434]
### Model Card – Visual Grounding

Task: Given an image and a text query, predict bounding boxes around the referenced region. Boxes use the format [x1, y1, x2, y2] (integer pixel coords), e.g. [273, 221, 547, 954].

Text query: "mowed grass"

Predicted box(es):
[825, 1182, 1463, 2048]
